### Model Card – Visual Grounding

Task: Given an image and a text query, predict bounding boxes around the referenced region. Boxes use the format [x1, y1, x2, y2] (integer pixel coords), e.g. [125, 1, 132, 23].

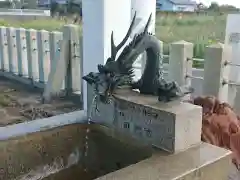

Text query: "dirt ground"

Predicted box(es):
[0, 77, 81, 127]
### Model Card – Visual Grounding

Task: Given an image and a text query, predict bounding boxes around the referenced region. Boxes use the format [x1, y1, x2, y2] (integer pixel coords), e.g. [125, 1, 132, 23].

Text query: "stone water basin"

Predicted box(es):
[0, 112, 232, 180]
[0, 122, 152, 180]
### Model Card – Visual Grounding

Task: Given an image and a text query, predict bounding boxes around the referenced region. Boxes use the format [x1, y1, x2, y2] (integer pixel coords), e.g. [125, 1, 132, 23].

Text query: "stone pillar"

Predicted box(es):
[16, 28, 28, 77]
[37, 30, 50, 83]
[25, 29, 39, 82]
[168, 40, 193, 88]
[82, 0, 132, 111]
[0, 27, 8, 71]
[203, 43, 231, 103]
[225, 14, 240, 105]
[7, 27, 18, 74]
[131, 0, 157, 76]
[131, 0, 156, 35]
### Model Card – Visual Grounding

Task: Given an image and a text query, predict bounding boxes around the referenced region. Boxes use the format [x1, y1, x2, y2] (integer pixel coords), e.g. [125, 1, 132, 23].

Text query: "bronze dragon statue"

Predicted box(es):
[82, 12, 193, 104]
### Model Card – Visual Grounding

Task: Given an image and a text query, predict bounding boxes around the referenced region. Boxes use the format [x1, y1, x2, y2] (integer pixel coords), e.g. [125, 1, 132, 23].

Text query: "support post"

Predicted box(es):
[202, 43, 231, 103]
[225, 14, 240, 106]
[26, 29, 39, 82]
[131, 0, 157, 76]
[16, 28, 28, 77]
[168, 40, 193, 88]
[7, 27, 18, 74]
[82, 0, 132, 111]
[49, 31, 63, 89]
[0, 27, 8, 71]
[37, 30, 50, 83]
[233, 88, 240, 113]
[42, 26, 71, 102]
[67, 24, 81, 94]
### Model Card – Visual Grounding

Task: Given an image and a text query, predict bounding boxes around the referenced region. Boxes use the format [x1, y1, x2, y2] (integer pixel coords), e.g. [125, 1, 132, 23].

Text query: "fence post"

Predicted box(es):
[16, 28, 28, 77]
[202, 43, 231, 102]
[49, 31, 63, 89]
[43, 25, 81, 102]
[66, 24, 81, 94]
[43, 26, 70, 102]
[0, 27, 8, 71]
[168, 40, 193, 91]
[7, 27, 18, 74]
[25, 29, 39, 83]
[37, 30, 50, 83]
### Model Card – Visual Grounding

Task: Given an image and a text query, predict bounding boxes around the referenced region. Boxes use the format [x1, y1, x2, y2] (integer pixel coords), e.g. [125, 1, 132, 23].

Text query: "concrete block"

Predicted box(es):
[113, 89, 202, 153]
[96, 142, 232, 180]
[87, 86, 202, 153]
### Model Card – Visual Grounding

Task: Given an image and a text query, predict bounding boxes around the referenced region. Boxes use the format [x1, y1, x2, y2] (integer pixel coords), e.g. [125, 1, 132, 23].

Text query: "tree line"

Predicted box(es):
[50, 0, 82, 16]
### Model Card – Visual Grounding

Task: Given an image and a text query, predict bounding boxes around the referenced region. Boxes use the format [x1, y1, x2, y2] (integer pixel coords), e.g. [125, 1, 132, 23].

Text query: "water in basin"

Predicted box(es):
[1, 123, 152, 180]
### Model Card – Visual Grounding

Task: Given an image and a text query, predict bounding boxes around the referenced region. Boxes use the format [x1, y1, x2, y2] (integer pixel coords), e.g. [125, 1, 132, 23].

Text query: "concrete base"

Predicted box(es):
[96, 142, 232, 180]
[88, 87, 202, 153]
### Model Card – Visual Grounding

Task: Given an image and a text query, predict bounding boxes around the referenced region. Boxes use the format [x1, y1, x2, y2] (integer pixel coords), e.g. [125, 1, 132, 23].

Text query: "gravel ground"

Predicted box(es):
[0, 77, 81, 127]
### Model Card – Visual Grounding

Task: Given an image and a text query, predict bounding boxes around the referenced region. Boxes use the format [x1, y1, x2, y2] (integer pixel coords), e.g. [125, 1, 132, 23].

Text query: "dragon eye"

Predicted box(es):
[110, 72, 114, 77]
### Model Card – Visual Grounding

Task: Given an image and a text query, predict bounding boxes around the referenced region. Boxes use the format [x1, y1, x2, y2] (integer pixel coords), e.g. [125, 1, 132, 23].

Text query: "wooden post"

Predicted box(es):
[168, 40, 193, 88]
[203, 43, 231, 103]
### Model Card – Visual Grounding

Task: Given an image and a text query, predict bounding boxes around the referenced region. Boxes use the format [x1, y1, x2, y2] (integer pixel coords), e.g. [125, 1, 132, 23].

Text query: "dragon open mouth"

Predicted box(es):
[82, 71, 117, 104]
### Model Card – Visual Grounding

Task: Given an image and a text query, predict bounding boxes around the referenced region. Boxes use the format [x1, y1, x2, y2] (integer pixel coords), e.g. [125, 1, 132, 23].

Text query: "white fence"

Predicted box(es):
[0, 25, 239, 111]
[0, 9, 50, 16]
[0, 25, 81, 96]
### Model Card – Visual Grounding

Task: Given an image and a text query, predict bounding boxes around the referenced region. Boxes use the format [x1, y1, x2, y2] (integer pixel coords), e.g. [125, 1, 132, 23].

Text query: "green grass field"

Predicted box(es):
[155, 13, 226, 57]
[0, 13, 227, 58]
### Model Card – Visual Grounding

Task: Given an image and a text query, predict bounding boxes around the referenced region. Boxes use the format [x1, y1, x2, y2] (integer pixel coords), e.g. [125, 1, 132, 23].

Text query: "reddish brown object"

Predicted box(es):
[191, 96, 240, 169]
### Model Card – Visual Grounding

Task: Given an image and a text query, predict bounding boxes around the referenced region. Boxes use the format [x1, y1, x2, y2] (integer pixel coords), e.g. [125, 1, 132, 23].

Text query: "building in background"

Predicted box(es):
[156, 0, 197, 12]
[20, 0, 37, 8]
[37, 0, 81, 8]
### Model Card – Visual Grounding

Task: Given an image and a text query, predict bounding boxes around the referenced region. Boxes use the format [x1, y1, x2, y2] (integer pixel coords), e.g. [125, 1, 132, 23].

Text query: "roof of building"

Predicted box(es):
[168, 0, 197, 5]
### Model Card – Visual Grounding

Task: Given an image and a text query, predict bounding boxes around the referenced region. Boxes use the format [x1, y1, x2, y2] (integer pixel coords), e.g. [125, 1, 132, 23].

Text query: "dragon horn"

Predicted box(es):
[143, 13, 152, 34]
[110, 11, 137, 60]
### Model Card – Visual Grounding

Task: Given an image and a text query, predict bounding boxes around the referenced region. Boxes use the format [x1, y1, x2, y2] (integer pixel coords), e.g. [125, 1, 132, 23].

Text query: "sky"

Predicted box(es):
[197, 0, 240, 8]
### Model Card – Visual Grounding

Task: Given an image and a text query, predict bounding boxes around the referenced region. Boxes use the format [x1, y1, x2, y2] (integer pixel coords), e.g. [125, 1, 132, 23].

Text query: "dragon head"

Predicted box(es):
[82, 12, 152, 104]
[82, 64, 133, 104]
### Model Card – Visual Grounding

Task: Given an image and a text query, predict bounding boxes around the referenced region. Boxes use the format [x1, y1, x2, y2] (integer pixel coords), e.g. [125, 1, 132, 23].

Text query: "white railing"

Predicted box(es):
[0, 9, 50, 16]
[0, 25, 81, 101]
